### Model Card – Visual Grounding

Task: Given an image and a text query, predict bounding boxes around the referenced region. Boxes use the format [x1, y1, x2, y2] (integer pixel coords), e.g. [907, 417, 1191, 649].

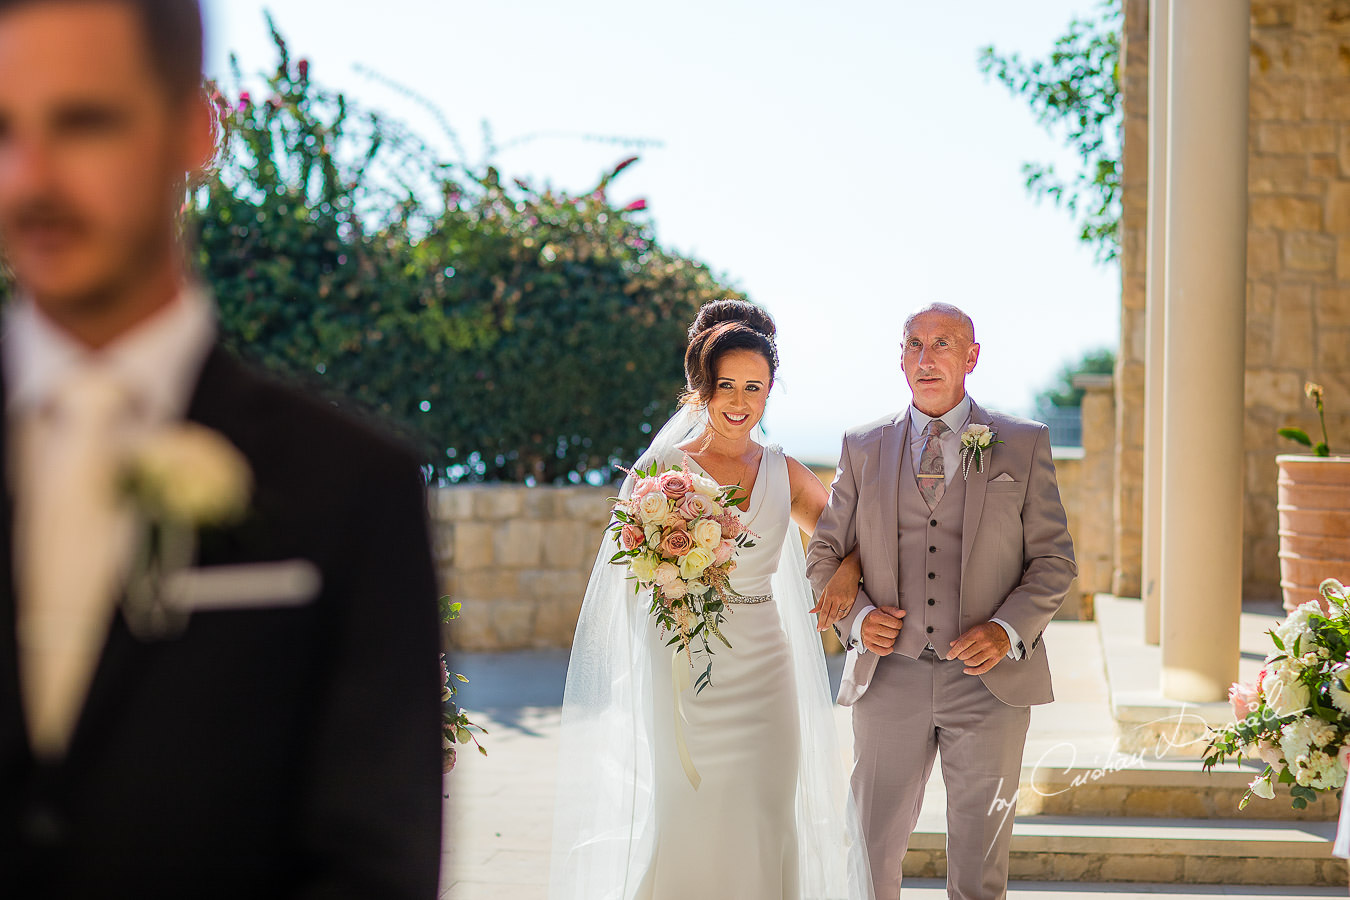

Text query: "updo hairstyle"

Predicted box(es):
[682, 299, 779, 408]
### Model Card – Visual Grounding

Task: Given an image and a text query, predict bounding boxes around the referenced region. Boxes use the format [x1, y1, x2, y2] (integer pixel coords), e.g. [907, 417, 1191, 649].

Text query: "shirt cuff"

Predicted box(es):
[850, 604, 877, 653]
[991, 617, 1024, 660]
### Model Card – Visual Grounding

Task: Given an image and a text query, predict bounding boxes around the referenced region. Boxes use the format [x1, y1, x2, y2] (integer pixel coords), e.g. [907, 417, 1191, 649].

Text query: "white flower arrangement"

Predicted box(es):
[958, 423, 1001, 478]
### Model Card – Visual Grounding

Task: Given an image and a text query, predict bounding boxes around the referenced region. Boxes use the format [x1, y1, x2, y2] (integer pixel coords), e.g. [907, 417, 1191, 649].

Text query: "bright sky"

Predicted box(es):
[201, 0, 1120, 462]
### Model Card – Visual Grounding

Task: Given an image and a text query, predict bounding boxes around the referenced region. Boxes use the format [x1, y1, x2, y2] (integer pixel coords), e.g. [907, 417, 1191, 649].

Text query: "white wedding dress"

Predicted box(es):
[549, 406, 871, 900]
[635, 446, 800, 897]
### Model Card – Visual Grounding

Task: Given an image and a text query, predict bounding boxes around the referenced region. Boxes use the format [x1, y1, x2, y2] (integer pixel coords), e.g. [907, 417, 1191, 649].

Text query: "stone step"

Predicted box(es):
[1017, 759, 1338, 821]
[900, 880, 1344, 898]
[902, 815, 1341, 886]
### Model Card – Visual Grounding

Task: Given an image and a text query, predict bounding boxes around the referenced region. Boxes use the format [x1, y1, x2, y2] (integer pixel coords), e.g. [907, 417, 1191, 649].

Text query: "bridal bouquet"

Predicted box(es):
[1203, 578, 1350, 809]
[608, 458, 755, 692]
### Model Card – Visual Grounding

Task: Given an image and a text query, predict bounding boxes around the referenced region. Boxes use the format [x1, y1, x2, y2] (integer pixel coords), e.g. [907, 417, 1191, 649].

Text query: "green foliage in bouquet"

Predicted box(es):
[441, 596, 486, 773]
[1278, 382, 1333, 457]
[193, 19, 744, 484]
[1203, 579, 1350, 809]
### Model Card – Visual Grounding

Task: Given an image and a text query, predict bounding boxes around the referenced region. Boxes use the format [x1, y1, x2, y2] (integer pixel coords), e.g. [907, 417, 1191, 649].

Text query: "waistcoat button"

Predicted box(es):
[930, 519, 938, 527]
[926, 626, 934, 634]
[928, 598, 936, 606]
[928, 572, 936, 580]
[929, 546, 937, 553]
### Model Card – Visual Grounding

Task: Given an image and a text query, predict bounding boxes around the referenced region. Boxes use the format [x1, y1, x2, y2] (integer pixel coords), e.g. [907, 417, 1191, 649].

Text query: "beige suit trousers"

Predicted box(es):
[851, 648, 1029, 900]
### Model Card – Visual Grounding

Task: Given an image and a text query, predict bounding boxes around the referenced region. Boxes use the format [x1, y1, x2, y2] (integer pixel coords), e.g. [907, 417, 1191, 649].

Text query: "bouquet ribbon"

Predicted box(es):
[672, 651, 701, 790]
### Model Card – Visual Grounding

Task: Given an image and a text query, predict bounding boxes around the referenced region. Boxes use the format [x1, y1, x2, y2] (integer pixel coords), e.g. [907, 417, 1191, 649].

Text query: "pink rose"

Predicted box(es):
[631, 477, 660, 500]
[663, 578, 688, 600]
[1228, 681, 1259, 719]
[713, 539, 736, 566]
[620, 524, 645, 551]
[1339, 743, 1350, 773]
[678, 493, 717, 520]
[660, 528, 694, 557]
[659, 470, 694, 500]
[1257, 740, 1284, 769]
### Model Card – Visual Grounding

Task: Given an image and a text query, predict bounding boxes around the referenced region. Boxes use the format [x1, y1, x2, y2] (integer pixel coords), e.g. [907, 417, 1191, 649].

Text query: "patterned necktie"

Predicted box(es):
[918, 418, 948, 510]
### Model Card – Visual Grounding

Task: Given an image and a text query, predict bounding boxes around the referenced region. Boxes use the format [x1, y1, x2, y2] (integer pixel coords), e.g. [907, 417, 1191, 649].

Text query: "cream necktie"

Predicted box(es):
[917, 418, 948, 510]
[17, 367, 134, 759]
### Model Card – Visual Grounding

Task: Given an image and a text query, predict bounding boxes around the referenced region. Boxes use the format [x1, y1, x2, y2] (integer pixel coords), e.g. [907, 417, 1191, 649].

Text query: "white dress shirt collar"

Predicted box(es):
[3, 286, 217, 425]
[908, 394, 972, 439]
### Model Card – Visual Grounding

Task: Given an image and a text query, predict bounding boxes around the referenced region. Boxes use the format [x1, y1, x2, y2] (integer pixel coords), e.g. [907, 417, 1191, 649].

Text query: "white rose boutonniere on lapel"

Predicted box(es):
[959, 423, 1002, 479]
[119, 423, 253, 638]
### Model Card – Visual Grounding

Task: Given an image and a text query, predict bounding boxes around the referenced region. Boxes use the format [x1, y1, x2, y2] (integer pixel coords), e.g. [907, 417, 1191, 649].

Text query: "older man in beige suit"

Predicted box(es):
[807, 303, 1076, 899]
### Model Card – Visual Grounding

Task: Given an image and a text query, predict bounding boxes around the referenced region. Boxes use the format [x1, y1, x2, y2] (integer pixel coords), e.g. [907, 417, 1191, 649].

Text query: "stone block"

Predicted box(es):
[454, 522, 495, 570]
[522, 489, 559, 519]
[431, 523, 455, 564]
[1251, 195, 1323, 231]
[1340, 236, 1350, 280]
[1311, 155, 1341, 180]
[1283, 231, 1337, 272]
[445, 607, 498, 651]
[533, 596, 584, 647]
[1248, 230, 1281, 276]
[1250, 78, 1304, 121]
[1328, 180, 1350, 233]
[1250, 155, 1307, 194]
[491, 600, 537, 647]
[1252, 0, 1297, 28]
[540, 520, 591, 570]
[450, 569, 519, 602]
[1006, 852, 1050, 881]
[517, 569, 589, 600]
[1318, 326, 1350, 369]
[475, 488, 525, 520]
[1322, 858, 1350, 886]
[1272, 283, 1315, 363]
[1342, 125, 1350, 177]
[1045, 853, 1092, 882]
[1307, 78, 1350, 120]
[561, 487, 612, 525]
[1300, 1, 1350, 32]
[1249, 280, 1276, 320]
[429, 486, 476, 521]
[1256, 122, 1338, 154]
[1317, 286, 1350, 326]
[495, 520, 544, 568]
[1100, 853, 1180, 883]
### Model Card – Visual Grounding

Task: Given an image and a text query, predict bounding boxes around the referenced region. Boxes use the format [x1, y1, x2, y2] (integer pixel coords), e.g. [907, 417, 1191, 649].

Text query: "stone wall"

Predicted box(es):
[1116, 0, 1350, 601]
[432, 485, 612, 650]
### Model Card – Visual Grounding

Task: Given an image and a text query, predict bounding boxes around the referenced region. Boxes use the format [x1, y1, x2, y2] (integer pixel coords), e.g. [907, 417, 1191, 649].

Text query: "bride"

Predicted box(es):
[549, 300, 873, 899]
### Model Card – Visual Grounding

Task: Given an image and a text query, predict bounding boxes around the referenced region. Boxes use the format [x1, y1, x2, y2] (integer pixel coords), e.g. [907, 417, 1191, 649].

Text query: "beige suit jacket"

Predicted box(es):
[806, 398, 1077, 708]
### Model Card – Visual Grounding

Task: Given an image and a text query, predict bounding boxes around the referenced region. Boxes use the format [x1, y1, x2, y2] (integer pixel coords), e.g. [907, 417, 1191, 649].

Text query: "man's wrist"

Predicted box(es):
[849, 603, 878, 652]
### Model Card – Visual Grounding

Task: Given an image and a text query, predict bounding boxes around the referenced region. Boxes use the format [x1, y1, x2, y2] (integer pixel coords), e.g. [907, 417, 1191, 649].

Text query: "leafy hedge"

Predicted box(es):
[194, 25, 741, 483]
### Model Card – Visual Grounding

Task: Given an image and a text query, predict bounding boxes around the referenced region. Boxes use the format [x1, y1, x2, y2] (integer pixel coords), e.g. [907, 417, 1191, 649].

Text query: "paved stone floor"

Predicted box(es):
[440, 624, 1344, 899]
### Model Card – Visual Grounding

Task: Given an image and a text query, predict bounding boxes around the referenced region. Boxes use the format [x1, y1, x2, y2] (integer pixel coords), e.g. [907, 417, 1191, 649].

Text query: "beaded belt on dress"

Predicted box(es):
[725, 593, 773, 605]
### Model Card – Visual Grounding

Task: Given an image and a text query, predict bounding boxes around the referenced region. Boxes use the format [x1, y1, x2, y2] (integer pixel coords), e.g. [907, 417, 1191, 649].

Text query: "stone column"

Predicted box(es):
[1141, 0, 1168, 645]
[1159, 0, 1248, 702]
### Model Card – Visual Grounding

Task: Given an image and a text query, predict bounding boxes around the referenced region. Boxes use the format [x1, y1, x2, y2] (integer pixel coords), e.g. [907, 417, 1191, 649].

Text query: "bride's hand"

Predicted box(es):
[809, 549, 863, 632]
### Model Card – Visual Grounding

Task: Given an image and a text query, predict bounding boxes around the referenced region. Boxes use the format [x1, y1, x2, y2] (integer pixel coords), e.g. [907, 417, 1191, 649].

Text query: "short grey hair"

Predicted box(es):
[903, 303, 975, 345]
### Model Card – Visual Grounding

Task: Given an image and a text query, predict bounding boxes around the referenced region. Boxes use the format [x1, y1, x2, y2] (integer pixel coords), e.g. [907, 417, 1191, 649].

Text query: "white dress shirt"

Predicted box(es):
[3, 288, 216, 756]
[847, 396, 1025, 659]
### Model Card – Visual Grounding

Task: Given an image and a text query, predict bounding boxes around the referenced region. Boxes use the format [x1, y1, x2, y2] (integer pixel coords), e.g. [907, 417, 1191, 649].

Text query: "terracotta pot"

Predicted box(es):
[1277, 455, 1350, 612]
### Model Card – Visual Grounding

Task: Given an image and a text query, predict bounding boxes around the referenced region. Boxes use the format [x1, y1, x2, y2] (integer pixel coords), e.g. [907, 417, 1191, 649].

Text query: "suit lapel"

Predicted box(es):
[960, 398, 994, 581]
[879, 411, 907, 591]
[0, 354, 33, 771]
[65, 344, 241, 762]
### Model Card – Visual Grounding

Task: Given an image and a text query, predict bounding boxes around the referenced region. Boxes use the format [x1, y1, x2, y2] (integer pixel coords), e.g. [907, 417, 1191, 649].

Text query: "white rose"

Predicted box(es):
[692, 473, 721, 500]
[1249, 776, 1275, 800]
[637, 492, 671, 526]
[679, 547, 716, 580]
[653, 562, 680, 587]
[692, 518, 722, 550]
[1264, 664, 1311, 717]
[963, 423, 992, 446]
[630, 553, 659, 584]
[127, 424, 252, 525]
[1272, 601, 1319, 653]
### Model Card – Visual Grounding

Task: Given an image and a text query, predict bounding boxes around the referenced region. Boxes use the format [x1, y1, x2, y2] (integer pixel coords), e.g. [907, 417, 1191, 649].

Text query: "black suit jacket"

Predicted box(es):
[0, 346, 443, 897]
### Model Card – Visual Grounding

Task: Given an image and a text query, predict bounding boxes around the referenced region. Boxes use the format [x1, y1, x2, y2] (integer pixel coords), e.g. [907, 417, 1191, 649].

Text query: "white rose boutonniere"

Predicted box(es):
[959, 423, 1002, 478]
[120, 423, 253, 638]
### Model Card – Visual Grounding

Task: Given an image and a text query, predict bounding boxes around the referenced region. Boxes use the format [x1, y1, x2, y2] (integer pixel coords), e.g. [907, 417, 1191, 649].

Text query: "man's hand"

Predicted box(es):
[860, 607, 905, 656]
[809, 551, 863, 632]
[946, 621, 1011, 675]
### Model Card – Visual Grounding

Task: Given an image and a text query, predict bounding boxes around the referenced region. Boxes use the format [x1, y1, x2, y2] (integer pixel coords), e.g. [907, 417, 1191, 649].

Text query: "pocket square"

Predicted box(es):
[161, 560, 322, 612]
[992, 473, 1017, 483]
